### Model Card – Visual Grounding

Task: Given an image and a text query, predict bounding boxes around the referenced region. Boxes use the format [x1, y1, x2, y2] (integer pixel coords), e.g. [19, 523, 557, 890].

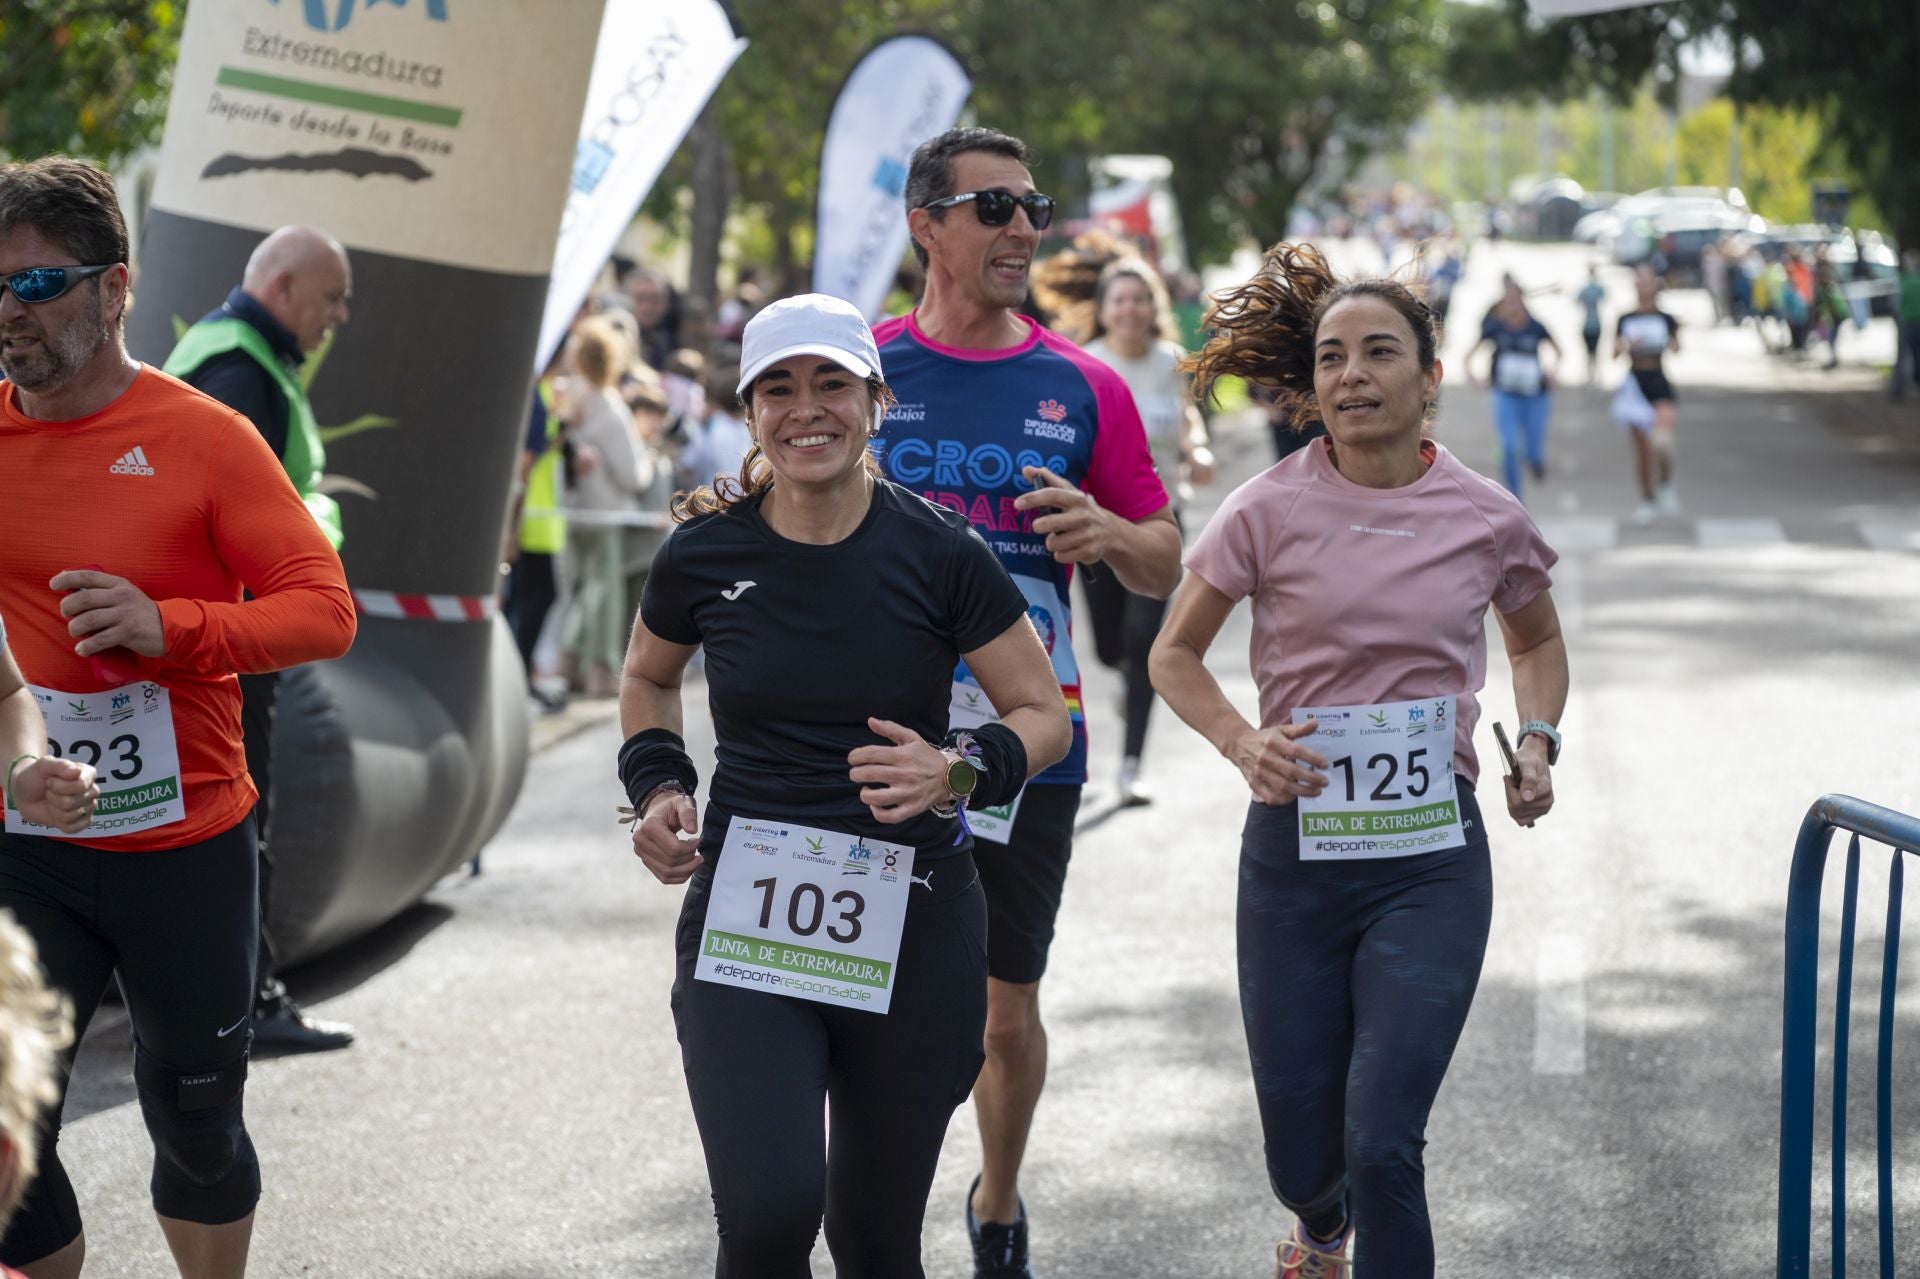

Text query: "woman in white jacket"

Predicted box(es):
[561, 317, 650, 696]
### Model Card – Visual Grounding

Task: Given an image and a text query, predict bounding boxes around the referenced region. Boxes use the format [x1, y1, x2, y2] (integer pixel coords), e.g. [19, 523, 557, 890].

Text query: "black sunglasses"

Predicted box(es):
[1, 264, 118, 305]
[921, 190, 1056, 231]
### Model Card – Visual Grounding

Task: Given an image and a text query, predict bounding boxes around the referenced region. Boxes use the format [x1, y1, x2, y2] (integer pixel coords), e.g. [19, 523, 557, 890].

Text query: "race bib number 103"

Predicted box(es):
[1291, 695, 1465, 861]
[696, 817, 914, 1014]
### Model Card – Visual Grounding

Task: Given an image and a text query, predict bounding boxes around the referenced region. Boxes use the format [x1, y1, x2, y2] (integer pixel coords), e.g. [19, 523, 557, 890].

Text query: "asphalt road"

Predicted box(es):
[55, 240, 1920, 1276]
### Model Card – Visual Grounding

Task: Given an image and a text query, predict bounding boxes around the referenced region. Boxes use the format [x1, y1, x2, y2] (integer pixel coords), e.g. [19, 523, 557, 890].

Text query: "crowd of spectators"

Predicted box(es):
[501, 257, 768, 709]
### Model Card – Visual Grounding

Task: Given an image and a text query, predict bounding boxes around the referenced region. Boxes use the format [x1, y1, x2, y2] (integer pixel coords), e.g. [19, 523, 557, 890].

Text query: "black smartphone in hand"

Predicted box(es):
[1492, 722, 1521, 783]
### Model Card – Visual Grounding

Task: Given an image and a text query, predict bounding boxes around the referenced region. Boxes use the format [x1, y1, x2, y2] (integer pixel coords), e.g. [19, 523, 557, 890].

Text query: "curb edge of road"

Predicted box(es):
[530, 697, 621, 755]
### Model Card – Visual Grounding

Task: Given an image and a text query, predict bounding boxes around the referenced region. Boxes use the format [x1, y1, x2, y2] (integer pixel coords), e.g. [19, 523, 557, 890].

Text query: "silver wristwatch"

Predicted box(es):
[1515, 720, 1561, 765]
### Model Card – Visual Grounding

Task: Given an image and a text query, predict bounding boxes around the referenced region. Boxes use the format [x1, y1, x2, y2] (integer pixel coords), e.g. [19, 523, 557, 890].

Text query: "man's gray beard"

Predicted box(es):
[0, 290, 108, 392]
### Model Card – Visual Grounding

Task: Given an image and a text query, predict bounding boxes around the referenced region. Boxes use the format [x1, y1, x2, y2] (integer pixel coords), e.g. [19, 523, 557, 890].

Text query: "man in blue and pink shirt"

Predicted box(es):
[874, 126, 1180, 1279]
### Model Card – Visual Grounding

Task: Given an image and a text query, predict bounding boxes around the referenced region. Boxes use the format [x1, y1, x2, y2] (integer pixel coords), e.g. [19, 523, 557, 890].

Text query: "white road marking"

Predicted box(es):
[1858, 521, 1920, 552]
[1695, 517, 1787, 547]
[1536, 516, 1618, 554]
[1533, 934, 1587, 1075]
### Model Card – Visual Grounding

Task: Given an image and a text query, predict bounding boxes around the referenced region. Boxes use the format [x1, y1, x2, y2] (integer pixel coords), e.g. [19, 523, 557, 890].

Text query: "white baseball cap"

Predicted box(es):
[735, 293, 881, 398]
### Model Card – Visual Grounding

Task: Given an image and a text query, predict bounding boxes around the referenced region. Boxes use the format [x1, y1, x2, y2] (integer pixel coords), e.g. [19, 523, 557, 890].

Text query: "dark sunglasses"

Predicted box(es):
[1, 264, 117, 305]
[921, 190, 1056, 231]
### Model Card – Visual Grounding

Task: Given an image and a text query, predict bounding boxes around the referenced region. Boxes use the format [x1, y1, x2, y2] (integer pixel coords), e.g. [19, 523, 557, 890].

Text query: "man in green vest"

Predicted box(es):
[164, 225, 355, 1054]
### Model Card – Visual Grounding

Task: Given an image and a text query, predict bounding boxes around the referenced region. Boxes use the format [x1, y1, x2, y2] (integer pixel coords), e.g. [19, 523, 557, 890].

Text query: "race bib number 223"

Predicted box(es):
[5, 681, 184, 838]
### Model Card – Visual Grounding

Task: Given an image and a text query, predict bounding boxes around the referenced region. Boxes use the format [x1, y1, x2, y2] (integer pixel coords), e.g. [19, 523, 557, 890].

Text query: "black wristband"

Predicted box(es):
[616, 728, 699, 809]
[946, 721, 1028, 810]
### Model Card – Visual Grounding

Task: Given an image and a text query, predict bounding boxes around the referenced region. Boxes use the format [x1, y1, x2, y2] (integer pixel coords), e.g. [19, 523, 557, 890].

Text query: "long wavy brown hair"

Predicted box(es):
[1185, 242, 1438, 433]
[670, 373, 896, 522]
[1028, 226, 1128, 342]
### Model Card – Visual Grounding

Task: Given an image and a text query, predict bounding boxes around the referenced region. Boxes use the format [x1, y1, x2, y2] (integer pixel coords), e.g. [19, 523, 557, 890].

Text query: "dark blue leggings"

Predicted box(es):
[1237, 785, 1492, 1278]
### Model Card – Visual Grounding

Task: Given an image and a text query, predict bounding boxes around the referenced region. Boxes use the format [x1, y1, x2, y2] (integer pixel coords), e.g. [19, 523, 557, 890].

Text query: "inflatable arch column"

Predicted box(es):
[127, 0, 607, 962]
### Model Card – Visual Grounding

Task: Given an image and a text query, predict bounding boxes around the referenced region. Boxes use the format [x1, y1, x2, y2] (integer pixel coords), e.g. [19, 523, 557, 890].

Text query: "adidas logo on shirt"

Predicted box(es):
[109, 446, 155, 477]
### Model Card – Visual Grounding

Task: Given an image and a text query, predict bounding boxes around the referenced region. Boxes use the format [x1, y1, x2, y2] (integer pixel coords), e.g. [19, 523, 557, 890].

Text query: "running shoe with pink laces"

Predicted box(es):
[1273, 1222, 1352, 1277]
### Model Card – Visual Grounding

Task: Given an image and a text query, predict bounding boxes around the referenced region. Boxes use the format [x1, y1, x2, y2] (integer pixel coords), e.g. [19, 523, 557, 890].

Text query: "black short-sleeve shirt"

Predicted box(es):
[1617, 309, 1680, 369]
[641, 479, 1029, 858]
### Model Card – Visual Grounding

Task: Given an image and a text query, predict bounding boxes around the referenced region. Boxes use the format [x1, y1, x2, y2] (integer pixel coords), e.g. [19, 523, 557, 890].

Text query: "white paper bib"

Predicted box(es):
[695, 817, 916, 1014]
[1291, 695, 1465, 861]
[6, 680, 185, 838]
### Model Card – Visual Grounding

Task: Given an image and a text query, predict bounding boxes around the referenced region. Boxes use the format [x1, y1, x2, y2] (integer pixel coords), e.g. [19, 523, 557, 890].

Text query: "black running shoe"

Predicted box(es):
[966, 1175, 1036, 1278]
[251, 998, 354, 1053]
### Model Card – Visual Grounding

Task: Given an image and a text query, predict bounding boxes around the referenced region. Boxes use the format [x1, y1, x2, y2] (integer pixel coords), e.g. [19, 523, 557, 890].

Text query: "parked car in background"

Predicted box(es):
[1507, 174, 1586, 240]
[1655, 220, 1738, 286]
[1571, 191, 1628, 244]
[1609, 188, 1761, 268]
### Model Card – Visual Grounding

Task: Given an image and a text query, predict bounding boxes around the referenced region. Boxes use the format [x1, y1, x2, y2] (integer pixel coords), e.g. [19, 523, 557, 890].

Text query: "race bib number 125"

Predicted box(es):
[1291, 696, 1464, 861]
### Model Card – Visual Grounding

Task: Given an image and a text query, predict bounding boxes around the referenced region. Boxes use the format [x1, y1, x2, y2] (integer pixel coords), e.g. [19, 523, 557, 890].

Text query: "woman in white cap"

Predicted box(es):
[616, 293, 1070, 1277]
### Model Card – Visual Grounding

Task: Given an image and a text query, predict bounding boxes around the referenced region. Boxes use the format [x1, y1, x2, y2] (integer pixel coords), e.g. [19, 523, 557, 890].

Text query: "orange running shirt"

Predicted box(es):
[0, 366, 355, 851]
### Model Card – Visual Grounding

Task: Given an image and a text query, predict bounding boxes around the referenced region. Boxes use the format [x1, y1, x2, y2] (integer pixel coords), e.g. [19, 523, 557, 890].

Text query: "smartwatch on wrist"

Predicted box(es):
[1515, 720, 1561, 765]
[944, 750, 980, 801]
[931, 748, 979, 819]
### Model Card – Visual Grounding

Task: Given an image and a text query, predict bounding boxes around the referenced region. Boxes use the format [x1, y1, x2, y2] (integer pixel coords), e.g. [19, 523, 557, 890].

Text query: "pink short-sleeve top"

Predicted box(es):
[1184, 438, 1556, 786]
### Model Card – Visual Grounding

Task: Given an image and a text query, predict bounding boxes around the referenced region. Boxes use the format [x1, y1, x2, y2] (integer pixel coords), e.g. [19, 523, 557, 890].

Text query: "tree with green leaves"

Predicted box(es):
[662, 0, 1450, 303]
[1441, 0, 1920, 247]
[0, 0, 183, 161]
[1120, 0, 1448, 263]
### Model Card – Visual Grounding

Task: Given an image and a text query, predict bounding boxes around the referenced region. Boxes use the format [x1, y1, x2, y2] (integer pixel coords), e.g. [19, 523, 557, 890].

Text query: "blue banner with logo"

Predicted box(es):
[537, 0, 747, 370]
[812, 35, 971, 320]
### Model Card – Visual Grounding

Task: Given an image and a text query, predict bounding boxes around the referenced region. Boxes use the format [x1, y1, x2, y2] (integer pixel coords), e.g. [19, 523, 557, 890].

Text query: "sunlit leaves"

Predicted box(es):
[0, 0, 183, 161]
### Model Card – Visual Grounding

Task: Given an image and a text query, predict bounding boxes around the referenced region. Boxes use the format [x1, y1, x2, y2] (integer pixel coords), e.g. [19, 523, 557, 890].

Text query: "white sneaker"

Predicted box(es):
[1631, 501, 1657, 526]
[1117, 757, 1152, 807]
[1657, 484, 1680, 515]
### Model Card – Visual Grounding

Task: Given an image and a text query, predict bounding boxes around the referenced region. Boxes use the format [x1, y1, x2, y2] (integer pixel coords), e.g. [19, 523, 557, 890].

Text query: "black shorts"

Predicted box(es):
[973, 784, 1081, 984]
[1581, 327, 1601, 356]
[1631, 367, 1676, 405]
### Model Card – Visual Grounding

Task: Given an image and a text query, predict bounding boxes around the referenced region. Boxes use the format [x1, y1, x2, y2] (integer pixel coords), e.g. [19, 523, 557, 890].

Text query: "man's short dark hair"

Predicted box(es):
[0, 156, 130, 268]
[903, 127, 1031, 268]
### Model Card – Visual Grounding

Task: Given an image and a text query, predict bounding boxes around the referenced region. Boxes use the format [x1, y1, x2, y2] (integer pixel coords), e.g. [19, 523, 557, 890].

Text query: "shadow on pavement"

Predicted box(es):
[61, 901, 454, 1124]
[1443, 888, 1920, 1277]
[280, 899, 456, 1006]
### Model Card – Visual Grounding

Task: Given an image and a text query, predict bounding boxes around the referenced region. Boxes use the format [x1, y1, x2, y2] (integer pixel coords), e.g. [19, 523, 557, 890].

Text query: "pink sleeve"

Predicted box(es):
[1063, 343, 1170, 522]
[1491, 501, 1558, 614]
[1183, 476, 1280, 602]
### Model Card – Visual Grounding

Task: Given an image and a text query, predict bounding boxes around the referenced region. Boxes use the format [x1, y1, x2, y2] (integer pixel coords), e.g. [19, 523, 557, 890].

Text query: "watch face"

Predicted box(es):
[947, 757, 980, 797]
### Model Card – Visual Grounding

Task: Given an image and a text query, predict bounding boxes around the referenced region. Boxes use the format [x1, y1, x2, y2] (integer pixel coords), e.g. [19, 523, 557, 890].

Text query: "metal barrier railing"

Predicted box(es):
[1779, 794, 1920, 1278]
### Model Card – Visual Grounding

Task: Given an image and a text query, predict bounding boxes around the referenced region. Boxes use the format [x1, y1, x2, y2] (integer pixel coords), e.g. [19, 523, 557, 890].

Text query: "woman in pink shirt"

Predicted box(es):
[1150, 243, 1568, 1279]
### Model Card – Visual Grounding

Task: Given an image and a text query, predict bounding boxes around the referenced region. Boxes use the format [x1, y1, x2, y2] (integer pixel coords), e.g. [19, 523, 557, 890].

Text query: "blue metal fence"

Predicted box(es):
[1779, 794, 1920, 1278]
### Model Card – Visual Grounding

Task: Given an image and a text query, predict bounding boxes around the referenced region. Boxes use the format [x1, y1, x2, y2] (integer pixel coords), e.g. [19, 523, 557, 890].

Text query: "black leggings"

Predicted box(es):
[671, 828, 987, 1278]
[1081, 563, 1167, 761]
[1237, 785, 1492, 1278]
[0, 820, 261, 1264]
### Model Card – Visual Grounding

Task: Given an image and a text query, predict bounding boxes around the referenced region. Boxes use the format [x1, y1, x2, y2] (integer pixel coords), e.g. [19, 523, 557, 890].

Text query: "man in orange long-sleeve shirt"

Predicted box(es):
[0, 157, 355, 1278]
